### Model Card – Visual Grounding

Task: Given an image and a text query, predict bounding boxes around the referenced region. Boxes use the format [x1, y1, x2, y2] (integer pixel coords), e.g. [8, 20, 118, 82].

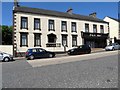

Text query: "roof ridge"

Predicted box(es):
[14, 6, 108, 23]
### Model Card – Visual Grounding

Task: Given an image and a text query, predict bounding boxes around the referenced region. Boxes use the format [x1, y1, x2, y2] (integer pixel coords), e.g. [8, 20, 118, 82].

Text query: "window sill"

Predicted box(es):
[71, 31, 77, 33]
[20, 45, 28, 47]
[34, 45, 41, 47]
[34, 28, 41, 30]
[20, 28, 28, 30]
[61, 30, 67, 32]
[48, 29, 55, 31]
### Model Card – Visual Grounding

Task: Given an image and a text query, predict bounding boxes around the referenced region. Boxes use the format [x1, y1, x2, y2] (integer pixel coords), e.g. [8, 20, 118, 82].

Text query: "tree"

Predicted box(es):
[2, 25, 13, 45]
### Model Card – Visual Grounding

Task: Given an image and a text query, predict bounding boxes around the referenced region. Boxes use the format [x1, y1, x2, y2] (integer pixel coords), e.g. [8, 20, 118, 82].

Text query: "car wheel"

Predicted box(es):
[112, 47, 115, 51]
[3, 57, 10, 62]
[29, 55, 34, 60]
[49, 54, 53, 58]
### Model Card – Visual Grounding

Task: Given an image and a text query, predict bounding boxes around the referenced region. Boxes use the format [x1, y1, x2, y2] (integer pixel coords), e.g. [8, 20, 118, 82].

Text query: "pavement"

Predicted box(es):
[27, 50, 118, 68]
[13, 48, 105, 60]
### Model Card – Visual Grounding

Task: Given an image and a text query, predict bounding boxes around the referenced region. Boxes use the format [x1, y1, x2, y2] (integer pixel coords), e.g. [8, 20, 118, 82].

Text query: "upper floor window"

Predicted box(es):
[93, 24, 97, 33]
[48, 20, 55, 31]
[21, 17, 28, 29]
[61, 21, 67, 32]
[100, 25, 104, 33]
[85, 23, 89, 32]
[34, 18, 40, 30]
[71, 22, 77, 32]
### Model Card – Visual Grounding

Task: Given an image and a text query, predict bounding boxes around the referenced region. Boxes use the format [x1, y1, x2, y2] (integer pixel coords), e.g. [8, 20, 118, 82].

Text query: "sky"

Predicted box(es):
[1, 2, 119, 26]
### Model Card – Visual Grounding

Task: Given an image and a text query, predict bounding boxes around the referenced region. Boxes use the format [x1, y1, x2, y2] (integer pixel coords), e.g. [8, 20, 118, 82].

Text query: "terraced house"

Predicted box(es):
[13, 2, 109, 56]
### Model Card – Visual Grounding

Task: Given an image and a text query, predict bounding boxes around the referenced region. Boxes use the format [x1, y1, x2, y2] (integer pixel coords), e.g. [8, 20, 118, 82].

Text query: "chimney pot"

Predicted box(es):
[67, 8, 73, 15]
[14, 0, 19, 7]
[89, 12, 97, 18]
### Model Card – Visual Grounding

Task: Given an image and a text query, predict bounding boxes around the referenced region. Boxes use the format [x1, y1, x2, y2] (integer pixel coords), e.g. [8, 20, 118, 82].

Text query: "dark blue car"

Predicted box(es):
[26, 48, 55, 60]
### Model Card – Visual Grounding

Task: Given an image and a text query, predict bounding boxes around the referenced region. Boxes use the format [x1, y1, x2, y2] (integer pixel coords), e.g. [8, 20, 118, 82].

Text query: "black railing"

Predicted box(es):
[46, 43, 61, 47]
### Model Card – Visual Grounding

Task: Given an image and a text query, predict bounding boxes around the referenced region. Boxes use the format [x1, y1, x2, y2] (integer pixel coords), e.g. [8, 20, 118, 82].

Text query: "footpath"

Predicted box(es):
[14, 48, 105, 60]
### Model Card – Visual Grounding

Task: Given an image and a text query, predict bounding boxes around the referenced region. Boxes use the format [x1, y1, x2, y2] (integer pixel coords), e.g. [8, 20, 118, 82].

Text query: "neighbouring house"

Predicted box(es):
[104, 16, 120, 44]
[13, 2, 109, 57]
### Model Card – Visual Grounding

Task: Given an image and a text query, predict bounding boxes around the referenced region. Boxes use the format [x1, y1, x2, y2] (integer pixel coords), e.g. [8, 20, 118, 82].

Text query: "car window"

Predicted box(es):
[27, 49, 31, 52]
[32, 49, 37, 52]
[78, 45, 82, 48]
[38, 49, 45, 52]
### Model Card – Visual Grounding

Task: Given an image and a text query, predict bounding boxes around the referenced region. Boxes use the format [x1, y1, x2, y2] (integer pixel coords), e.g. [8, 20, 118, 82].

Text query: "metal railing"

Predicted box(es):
[46, 43, 61, 47]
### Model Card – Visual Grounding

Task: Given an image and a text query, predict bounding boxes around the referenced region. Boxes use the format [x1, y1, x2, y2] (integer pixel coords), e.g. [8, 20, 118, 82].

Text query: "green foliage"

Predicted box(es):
[2, 25, 13, 45]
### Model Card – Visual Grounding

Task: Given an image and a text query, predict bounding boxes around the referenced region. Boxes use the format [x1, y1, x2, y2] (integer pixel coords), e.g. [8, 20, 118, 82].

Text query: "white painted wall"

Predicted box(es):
[104, 16, 119, 43]
[0, 45, 13, 55]
[14, 12, 109, 52]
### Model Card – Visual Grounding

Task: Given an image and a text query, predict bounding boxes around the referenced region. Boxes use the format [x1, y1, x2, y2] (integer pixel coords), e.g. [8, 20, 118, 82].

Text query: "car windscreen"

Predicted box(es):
[27, 49, 31, 52]
[108, 43, 115, 46]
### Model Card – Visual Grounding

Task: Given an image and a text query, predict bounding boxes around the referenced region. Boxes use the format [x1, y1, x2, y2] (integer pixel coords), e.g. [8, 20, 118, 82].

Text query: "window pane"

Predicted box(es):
[72, 36, 77, 46]
[34, 19, 40, 29]
[100, 25, 104, 33]
[49, 20, 54, 30]
[85, 24, 89, 32]
[62, 21, 67, 31]
[72, 22, 76, 32]
[21, 34, 27, 45]
[93, 25, 97, 33]
[21, 17, 27, 29]
[34, 34, 41, 46]
[62, 35, 67, 46]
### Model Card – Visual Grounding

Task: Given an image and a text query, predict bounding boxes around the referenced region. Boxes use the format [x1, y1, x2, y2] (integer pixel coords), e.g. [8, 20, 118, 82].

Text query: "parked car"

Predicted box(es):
[26, 48, 55, 60]
[67, 45, 91, 55]
[105, 43, 120, 51]
[0, 51, 13, 62]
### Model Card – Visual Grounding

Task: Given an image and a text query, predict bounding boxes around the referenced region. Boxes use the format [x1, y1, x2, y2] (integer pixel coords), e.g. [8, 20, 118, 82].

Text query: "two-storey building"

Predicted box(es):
[104, 16, 120, 44]
[13, 3, 109, 57]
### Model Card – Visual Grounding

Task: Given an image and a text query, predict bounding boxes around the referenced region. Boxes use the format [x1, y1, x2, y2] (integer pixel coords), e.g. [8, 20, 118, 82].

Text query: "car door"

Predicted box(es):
[38, 49, 48, 58]
[32, 49, 39, 58]
[0, 53, 3, 61]
[77, 45, 84, 54]
[115, 43, 120, 49]
[81, 45, 87, 54]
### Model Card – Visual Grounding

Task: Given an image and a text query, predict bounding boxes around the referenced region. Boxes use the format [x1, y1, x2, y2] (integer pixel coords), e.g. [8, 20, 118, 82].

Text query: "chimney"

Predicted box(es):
[89, 12, 97, 18]
[67, 8, 73, 15]
[14, 0, 19, 7]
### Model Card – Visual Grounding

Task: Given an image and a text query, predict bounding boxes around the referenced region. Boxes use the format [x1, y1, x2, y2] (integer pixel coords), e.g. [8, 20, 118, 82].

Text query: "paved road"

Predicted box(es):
[2, 51, 118, 88]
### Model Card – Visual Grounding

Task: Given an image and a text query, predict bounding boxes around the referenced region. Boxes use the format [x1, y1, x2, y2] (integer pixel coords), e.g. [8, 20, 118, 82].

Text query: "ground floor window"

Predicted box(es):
[20, 33, 28, 47]
[62, 35, 68, 47]
[34, 33, 41, 47]
[72, 35, 77, 47]
[84, 39, 107, 48]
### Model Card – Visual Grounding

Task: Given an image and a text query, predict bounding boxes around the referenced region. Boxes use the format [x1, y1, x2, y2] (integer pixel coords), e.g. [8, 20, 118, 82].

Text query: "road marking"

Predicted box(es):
[27, 51, 118, 67]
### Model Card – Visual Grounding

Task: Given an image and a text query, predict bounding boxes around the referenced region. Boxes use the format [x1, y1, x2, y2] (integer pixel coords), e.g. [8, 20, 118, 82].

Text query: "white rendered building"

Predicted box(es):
[13, 3, 109, 56]
[104, 16, 120, 43]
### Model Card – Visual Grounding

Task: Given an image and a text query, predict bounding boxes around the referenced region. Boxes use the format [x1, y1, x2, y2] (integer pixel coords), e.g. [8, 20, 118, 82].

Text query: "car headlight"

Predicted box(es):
[9, 55, 13, 57]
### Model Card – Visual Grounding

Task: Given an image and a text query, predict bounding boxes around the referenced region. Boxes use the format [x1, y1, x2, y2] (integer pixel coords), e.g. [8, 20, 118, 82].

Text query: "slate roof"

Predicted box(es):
[13, 6, 108, 24]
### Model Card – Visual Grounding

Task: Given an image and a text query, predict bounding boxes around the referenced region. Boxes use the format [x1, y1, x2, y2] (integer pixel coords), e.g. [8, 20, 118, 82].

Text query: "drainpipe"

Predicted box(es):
[63, 44, 66, 52]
